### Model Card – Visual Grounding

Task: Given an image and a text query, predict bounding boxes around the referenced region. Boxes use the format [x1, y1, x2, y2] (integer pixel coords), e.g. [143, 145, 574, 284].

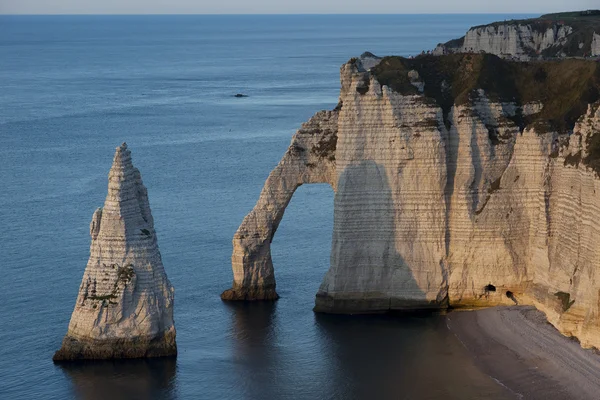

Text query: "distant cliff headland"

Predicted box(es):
[223, 47, 600, 350]
[434, 10, 600, 60]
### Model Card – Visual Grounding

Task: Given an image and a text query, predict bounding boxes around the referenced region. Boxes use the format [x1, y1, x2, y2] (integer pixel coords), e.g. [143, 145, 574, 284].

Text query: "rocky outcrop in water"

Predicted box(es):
[433, 11, 600, 60]
[223, 52, 600, 350]
[54, 143, 176, 361]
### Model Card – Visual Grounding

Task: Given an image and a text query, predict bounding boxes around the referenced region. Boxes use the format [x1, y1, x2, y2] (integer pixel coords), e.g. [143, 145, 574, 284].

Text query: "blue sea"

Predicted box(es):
[0, 14, 534, 399]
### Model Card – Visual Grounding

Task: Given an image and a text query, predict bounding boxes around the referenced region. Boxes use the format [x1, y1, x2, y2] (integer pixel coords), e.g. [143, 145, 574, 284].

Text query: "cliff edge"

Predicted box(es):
[223, 52, 600, 350]
[54, 143, 176, 361]
[434, 10, 600, 60]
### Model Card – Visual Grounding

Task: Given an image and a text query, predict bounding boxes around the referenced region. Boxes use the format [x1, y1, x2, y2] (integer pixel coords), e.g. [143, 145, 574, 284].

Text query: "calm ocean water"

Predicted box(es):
[0, 14, 533, 399]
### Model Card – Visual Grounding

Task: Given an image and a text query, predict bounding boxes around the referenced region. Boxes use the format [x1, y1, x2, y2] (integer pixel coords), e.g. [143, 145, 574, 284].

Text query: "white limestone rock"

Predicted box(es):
[408, 70, 424, 93]
[224, 55, 600, 350]
[356, 51, 382, 71]
[435, 16, 600, 60]
[221, 111, 338, 300]
[593, 33, 600, 56]
[459, 24, 572, 60]
[54, 143, 176, 361]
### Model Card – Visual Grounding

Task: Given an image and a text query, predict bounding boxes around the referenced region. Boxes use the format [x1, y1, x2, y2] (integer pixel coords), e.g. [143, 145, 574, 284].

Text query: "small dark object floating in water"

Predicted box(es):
[234, 93, 248, 98]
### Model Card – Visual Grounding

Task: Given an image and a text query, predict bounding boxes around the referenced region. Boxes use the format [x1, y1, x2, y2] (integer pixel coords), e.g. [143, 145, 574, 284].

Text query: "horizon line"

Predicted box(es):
[0, 12, 547, 16]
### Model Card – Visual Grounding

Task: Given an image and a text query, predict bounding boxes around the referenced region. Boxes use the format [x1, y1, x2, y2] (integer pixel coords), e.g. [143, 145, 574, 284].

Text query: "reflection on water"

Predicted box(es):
[314, 312, 512, 400]
[55, 308, 513, 400]
[225, 301, 280, 400]
[58, 357, 177, 400]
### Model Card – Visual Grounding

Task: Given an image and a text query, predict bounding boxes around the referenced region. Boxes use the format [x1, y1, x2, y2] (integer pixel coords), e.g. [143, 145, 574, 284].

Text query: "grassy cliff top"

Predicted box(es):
[471, 10, 600, 29]
[369, 54, 600, 133]
[540, 10, 600, 19]
[440, 10, 600, 57]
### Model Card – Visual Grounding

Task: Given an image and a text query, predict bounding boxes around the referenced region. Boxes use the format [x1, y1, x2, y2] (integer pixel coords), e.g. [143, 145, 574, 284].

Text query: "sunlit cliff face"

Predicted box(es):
[224, 53, 600, 349]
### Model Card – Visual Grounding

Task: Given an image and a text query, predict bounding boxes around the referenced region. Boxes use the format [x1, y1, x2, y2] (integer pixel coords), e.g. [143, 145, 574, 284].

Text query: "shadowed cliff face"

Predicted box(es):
[315, 161, 429, 312]
[223, 53, 600, 349]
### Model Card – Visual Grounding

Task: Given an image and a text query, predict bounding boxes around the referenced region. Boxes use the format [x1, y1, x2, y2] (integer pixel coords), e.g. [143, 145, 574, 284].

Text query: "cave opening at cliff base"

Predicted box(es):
[484, 284, 496, 292]
[506, 291, 519, 305]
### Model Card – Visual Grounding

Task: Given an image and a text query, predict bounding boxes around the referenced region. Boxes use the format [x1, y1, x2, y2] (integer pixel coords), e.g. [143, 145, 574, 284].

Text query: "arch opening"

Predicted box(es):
[271, 184, 334, 303]
[221, 109, 339, 301]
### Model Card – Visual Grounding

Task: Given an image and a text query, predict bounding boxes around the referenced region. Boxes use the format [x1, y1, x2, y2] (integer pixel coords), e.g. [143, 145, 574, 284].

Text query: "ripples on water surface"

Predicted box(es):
[0, 14, 532, 399]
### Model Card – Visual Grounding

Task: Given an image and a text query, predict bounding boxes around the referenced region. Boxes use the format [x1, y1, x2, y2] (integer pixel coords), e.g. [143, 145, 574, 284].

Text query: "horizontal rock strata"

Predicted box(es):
[225, 52, 600, 350]
[54, 143, 176, 361]
[221, 110, 338, 300]
[433, 11, 600, 59]
[593, 32, 600, 56]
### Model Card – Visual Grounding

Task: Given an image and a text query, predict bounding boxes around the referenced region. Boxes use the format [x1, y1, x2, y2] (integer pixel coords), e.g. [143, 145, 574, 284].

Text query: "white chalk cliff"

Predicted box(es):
[222, 110, 338, 300]
[593, 32, 600, 56]
[54, 143, 176, 361]
[433, 11, 600, 59]
[223, 52, 600, 350]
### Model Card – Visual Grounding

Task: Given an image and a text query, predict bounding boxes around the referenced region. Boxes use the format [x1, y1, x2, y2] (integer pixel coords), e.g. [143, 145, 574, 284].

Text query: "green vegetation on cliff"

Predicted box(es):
[473, 10, 600, 29]
[445, 10, 600, 58]
[370, 54, 600, 134]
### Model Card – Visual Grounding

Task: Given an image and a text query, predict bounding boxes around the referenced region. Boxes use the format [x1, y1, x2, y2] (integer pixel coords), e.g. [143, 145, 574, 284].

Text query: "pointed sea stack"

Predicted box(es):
[53, 143, 176, 361]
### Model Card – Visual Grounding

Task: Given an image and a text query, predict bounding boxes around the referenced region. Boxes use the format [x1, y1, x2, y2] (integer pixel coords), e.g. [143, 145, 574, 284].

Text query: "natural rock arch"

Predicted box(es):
[220, 110, 339, 300]
[221, 52, 600, 350]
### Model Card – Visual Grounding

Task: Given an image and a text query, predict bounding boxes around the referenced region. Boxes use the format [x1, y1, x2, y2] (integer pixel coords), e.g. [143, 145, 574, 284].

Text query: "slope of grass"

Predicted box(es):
[370, 54, 600, 134]
[443, 10, 600, 57]
[472, 10, 600, 30]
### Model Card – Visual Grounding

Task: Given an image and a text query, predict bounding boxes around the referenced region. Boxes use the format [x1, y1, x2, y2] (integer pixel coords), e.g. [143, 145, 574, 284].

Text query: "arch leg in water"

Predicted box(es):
[221, 110, 339, 300]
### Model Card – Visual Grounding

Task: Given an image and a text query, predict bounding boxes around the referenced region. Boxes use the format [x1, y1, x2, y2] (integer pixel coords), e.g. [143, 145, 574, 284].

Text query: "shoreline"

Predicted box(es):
[446, 306, 600, 400]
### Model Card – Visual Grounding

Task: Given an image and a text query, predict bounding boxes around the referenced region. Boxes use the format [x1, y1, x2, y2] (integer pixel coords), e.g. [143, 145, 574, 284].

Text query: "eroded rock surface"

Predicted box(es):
[433, 11, 600, 60]
[593, 32, 600, 56]
[54, 143, 176, 361]
[221, 111, 338, 300]
[224, 52, 600, 349]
